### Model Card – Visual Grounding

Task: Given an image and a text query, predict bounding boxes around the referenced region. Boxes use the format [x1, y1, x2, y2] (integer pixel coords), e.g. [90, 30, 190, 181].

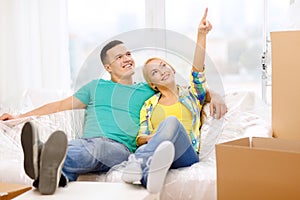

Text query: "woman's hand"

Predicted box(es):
[137, 134, 154, 146]
[198, 8, 212, 35]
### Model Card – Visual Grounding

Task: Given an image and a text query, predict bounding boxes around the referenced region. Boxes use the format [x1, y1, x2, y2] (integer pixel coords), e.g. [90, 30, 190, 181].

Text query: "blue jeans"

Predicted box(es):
[62, 137, 130, 182]
[134, 116, 199, 187]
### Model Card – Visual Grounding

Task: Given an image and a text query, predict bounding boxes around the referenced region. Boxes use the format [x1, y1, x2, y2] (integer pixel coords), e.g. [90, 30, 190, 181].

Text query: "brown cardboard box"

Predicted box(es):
[216, 137, 300, 200]
[271, 30, 300, 140]
[0, 183, 31, 200]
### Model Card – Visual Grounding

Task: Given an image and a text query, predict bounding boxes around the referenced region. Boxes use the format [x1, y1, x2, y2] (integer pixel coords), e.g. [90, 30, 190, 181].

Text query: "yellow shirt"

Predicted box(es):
[151, 102, 193, 137]
[138, 70, 207, 152]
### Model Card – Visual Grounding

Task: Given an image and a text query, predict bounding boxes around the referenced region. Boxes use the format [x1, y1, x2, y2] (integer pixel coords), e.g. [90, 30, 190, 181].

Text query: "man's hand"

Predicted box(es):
[0, 113, 16, 121]
[208, 92, 227, 119]
[198, 8, 212, 35]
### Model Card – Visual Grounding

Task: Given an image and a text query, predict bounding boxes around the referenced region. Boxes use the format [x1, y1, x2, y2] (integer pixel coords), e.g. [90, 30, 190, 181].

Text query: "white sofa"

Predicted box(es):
[0, 90, 272, 200]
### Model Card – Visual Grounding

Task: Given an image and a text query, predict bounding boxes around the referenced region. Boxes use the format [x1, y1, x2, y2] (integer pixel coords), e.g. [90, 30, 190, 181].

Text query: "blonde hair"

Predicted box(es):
[142, 57, 176, 88]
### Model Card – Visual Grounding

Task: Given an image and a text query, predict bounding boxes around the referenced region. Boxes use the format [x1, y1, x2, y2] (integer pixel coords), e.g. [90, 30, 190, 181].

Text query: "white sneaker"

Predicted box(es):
[147, 141, 175, 194]
[122, 154, 143, 183]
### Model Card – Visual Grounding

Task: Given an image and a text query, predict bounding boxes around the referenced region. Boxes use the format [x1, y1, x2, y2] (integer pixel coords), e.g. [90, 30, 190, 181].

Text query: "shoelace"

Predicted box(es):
[128, 154, 143, 164]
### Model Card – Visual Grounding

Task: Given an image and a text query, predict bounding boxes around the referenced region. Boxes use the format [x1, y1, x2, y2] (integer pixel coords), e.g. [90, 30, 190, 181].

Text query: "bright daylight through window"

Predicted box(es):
[68, 0, 293, 104]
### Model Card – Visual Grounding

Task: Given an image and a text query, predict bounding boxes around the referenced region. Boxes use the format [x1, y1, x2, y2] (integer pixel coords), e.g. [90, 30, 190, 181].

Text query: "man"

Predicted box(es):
[0, 39, 226, 195]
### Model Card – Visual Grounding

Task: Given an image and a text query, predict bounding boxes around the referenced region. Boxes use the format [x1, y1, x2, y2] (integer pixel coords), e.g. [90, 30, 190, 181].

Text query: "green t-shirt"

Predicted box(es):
[74, 79, 155, 153]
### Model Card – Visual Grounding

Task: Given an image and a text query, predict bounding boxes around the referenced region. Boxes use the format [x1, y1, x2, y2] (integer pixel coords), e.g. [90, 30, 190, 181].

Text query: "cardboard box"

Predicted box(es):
[271, 30, 300, 140]
[216, 137, 300, 200]
[0, 183, 31, 200]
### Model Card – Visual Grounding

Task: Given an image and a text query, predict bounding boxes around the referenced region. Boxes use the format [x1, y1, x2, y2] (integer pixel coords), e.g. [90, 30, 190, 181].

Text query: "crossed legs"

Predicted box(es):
[21, 121, 130, 195]
[21, 122, 68, 195]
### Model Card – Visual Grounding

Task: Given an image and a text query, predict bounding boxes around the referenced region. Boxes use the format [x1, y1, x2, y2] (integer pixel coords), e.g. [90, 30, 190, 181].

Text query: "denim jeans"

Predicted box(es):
[134, 116, 199, 187]
[62, 137, 130, 182]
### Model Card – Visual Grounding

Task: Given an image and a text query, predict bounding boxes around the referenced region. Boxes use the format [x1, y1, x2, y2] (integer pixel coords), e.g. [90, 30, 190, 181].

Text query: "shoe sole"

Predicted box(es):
[147, 141, 175, 194]
[21, 122, 39, 179]
[38, 131, 68, 195]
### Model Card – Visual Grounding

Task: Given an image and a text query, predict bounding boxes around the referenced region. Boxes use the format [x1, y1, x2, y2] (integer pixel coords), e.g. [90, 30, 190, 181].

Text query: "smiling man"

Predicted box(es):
[0, 40, 155, 195]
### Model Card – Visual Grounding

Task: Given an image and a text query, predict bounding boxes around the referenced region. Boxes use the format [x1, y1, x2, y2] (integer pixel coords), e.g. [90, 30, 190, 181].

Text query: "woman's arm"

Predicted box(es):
[192, 8, 212, 72]
[206, 90, 227, 119]
[137, 99, 155, 146]
[189, 8, 211, 105]
[191, 8, 227, 118]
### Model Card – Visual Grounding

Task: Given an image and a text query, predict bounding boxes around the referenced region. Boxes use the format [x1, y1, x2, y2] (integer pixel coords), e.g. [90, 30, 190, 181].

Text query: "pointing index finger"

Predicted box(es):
[202, 7, 208, 20]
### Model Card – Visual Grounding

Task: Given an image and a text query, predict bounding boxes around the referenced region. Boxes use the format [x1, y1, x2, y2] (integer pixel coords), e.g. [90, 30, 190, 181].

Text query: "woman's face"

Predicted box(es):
[144, 58, 175, 90]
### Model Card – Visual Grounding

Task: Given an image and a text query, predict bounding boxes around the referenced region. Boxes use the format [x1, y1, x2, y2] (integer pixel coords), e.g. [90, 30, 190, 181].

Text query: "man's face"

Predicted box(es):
[105, 44, 135, 79]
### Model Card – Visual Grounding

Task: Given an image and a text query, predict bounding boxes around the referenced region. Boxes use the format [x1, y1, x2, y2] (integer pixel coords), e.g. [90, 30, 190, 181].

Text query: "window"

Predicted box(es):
[67, 0, 296, 103]
[165, 0, 293, 103]
[67, 0, 145, 87]
[165, 0, 264, 96]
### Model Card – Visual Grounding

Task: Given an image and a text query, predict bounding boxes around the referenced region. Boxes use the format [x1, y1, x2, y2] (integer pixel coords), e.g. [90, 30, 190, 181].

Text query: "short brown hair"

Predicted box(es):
[100, 40, 123, 65]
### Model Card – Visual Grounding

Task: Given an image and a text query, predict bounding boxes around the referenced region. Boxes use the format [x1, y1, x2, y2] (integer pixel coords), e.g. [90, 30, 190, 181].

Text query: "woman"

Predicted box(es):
[122, 8, 212, 194]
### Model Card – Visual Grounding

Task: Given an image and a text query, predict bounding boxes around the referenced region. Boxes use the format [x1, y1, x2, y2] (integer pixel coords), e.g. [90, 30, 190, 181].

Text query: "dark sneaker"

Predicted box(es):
[147, 141, 175, 194]
[21, 121, 42, 180]
[38, 131, 68, 195]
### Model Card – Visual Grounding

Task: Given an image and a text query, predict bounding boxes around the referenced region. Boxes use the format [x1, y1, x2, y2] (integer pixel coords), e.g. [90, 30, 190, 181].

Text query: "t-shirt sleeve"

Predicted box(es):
[73, 80, 95, 105]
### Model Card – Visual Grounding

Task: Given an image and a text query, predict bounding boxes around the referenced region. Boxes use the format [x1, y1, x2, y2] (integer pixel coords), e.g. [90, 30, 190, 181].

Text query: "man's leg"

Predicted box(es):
[62, 137, 130, 182]
[21, 121, 67, 193]
[21, 122, 43, 180]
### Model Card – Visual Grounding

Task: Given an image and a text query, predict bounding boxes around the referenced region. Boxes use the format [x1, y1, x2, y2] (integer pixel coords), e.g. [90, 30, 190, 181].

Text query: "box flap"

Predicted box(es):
[216, 137, 250, 147]
[271, 30, 300, 140]
[216, 137, 300, 200]
[0, 183, 31, 199]
[217, 137, 300, 153]
[252, 137, 300, 153]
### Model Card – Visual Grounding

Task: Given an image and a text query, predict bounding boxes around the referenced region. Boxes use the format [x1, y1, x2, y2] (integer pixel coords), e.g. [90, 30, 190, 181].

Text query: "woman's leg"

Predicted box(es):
[134, 116, 199, 187]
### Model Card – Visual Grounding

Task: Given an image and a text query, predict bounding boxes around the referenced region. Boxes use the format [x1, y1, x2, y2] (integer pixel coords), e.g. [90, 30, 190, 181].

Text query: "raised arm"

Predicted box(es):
[193, 8, 212, 72]
[192, 8, 227, 118]
[0, 96, 86, 120]
[189, 8, 212, 105]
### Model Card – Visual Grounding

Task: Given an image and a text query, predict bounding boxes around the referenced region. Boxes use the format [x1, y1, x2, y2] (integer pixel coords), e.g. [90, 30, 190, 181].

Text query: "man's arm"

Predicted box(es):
[206, 90, 227, 119]
[0, 96, 86, 121]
